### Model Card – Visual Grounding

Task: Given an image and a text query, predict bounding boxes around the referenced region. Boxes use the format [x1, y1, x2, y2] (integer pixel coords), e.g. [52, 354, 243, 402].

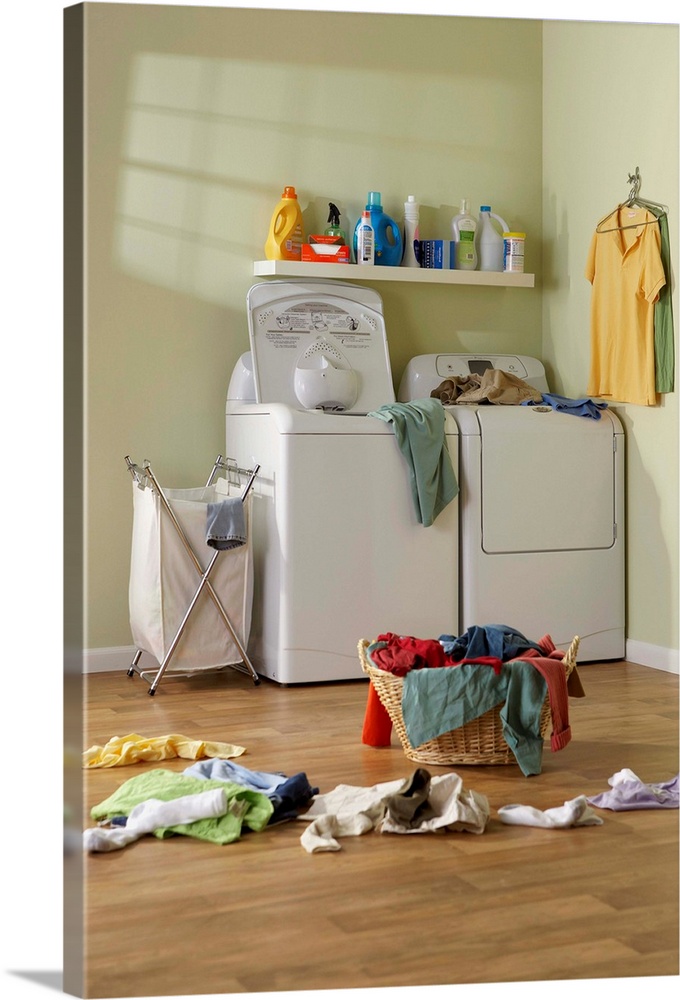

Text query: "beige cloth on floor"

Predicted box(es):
[297, 771, 490, 852]
[431, 369, 543, 406]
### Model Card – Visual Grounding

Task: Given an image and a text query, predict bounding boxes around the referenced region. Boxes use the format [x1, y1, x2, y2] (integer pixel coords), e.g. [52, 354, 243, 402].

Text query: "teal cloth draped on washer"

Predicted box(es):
[368, 398, 458, 527]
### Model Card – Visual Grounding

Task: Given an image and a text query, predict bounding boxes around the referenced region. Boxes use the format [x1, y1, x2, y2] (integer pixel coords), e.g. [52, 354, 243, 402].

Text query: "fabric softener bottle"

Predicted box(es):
[352, 192, 403, 266]
[264, 186, 304, 260]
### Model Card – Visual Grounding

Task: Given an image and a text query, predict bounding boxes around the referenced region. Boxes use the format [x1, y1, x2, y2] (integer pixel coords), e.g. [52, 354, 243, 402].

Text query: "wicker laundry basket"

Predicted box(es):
[358, 635, 579, 767]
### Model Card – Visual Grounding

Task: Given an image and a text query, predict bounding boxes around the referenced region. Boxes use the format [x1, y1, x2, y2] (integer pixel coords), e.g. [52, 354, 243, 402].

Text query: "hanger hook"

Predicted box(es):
[627, 167, 641, 204]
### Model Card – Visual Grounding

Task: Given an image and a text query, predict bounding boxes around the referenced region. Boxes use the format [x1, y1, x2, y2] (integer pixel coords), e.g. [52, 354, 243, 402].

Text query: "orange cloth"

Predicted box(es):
[361, 684, 393, 747]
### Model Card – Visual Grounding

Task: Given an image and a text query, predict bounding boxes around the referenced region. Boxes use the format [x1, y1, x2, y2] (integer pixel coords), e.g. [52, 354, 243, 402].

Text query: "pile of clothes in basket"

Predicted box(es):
[361, 624, 586, 776]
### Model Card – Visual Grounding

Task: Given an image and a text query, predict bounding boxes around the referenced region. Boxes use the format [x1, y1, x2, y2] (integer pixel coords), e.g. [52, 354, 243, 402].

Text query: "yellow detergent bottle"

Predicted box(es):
[264, 186, 304, 260]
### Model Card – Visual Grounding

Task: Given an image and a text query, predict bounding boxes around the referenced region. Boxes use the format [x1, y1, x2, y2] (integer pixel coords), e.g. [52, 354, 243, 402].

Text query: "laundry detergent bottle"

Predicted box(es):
[451, 197, 478, 270]
[352, 191, 403, 266]
[264, 185, 304, 260]
[476, 205, 509, 271]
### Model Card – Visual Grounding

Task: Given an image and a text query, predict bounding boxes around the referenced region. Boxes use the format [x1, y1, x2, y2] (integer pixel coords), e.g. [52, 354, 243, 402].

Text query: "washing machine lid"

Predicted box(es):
[246, 280, 396, 413]
[478, 407, 618, 553]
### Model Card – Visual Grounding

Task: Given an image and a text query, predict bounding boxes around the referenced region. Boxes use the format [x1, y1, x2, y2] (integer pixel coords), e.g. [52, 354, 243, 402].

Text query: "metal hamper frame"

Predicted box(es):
[124, 454, 261, 695]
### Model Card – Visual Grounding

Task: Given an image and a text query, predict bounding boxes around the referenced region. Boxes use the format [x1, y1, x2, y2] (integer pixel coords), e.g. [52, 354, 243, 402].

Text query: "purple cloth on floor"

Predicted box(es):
[587, 774, 679, 811]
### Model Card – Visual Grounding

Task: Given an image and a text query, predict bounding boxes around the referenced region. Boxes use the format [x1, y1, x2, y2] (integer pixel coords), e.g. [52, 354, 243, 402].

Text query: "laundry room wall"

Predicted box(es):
[541, 19, 679, 668]
[77, 2, 544, 657]
[72, 3, 679, 671]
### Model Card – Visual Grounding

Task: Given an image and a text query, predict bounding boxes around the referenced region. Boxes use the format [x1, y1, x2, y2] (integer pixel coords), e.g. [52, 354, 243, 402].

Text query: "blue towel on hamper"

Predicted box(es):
[206, 497, 246, 549]
[368, 398, 458, 527]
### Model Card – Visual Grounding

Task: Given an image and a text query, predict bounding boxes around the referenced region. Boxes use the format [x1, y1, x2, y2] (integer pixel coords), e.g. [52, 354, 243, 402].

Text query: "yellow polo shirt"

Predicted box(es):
[586, 207, 666, 406]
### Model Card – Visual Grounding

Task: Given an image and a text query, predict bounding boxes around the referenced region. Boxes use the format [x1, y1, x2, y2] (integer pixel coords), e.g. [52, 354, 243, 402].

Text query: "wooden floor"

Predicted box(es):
[73, 657, 678, 998]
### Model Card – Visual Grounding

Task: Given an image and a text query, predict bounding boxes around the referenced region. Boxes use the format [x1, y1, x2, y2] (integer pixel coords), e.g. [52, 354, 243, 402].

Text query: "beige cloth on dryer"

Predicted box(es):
[431, 369, 542, 406]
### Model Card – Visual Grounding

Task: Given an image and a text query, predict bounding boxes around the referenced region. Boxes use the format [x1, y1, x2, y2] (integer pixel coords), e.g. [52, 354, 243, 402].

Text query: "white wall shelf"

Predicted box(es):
[253, 259, 535, 287]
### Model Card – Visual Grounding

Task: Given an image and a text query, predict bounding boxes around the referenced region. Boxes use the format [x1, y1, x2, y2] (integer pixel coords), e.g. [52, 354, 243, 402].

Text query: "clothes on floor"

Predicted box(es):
[82, 733, 246, 768]
[297, 770, 489, 852]
[521, 393, 609, 420]
[84, 788, 229, 852]
[367, 398, 458, 527]
[206, 497, 247, 550]
[498, 795, 603, 829]
[586, 769, 679, 811]
[183, 759, 318, 823]
[90, 768, 273, 844]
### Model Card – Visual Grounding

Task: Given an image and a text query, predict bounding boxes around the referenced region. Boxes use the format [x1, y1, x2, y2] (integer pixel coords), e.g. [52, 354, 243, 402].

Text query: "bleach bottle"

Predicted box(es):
[476, 205, 509, 271]
[264, 185, 304, 260]
[451, 197, 478, 270]
[352, 192, 403, 266]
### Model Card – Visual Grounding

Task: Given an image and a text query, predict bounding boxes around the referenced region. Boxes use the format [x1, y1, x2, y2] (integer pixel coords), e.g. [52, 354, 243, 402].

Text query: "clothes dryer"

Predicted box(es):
[225, 281, 459, 684]
[399, 354, 625, 662]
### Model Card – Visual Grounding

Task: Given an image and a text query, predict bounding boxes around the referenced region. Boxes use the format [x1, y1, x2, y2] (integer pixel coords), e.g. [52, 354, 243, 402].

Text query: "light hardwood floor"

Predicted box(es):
[73, 657, 678, 998]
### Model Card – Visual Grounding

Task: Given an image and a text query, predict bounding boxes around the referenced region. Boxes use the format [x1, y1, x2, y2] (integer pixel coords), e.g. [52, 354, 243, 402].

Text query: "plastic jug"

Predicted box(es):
[476, 206, 509, 272]
[451, 197, 478, 270]
[352, 192, 403, 266]
[264, 186, 304, 260]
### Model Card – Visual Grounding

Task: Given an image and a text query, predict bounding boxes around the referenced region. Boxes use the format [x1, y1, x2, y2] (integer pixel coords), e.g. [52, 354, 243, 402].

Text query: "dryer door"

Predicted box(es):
[478, 407, 617, 553]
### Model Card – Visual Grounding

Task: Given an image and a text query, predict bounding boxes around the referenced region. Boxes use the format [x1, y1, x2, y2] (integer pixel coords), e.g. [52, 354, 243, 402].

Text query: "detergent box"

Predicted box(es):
[301, 234, 351, 263]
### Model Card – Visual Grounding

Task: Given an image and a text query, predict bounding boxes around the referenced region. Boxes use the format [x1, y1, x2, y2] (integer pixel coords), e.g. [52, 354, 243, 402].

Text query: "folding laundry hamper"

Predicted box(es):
[125, 454, 260, 695]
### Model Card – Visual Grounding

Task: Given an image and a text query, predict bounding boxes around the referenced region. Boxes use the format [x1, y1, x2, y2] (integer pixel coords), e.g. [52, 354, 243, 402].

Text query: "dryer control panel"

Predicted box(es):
[399, 353, 549, 399]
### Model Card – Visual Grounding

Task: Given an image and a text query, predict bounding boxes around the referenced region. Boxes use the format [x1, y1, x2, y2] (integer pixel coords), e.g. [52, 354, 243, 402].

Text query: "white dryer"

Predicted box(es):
[225, 281, 459, 684]
[399, 354, 625, 662]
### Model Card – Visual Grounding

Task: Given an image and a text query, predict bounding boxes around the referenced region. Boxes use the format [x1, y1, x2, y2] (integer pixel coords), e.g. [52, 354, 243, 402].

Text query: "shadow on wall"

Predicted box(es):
[112, 51, 512, 304]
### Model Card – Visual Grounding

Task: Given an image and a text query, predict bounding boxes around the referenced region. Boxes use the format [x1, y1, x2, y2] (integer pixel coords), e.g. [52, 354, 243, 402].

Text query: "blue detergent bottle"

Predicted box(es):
[352, 192, 403, 266]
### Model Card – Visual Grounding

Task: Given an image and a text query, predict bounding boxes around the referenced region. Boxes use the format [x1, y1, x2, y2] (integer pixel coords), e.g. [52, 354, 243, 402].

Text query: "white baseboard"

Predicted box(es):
[82, 642, 679, 675]
[83, 646, 155, 674]
[625, 639, 679, 675]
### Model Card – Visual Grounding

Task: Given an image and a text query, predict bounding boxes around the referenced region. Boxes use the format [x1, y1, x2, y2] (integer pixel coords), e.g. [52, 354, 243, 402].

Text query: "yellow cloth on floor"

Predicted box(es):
[82, 733, 246, 768]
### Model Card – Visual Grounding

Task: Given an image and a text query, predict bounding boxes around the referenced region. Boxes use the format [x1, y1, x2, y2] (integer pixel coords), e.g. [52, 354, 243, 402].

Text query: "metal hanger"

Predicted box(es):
[596, 168, 667, 233]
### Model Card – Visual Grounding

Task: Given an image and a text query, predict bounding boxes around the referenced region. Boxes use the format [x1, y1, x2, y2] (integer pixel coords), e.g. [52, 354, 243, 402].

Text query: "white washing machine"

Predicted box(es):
[399, 353, 625, 662]
[225, 281, 459, 684]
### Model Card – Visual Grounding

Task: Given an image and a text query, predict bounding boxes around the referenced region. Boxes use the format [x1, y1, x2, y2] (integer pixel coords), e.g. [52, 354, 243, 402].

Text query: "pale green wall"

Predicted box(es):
[78, 3, 678, 660]
[542, 20, 679, 654]
[83, 3, 543, 648]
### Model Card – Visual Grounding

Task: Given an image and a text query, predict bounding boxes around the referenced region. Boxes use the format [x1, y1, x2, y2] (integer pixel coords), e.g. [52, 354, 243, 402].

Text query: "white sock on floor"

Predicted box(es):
[84, 788, 229, 852]
[498, 795, 603, 828]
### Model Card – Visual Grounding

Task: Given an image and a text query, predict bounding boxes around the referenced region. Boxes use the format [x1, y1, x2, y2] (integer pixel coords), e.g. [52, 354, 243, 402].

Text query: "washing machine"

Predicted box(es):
[399, 353, 625, 662]
[225, 281, 459, 684]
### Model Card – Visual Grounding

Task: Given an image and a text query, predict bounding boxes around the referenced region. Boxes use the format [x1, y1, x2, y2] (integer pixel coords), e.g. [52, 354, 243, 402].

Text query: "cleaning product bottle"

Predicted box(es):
[476, 205, 510, 272]
[401, 195, 420, 267]
[352, 192, 403, 266]
[356, 210, 375, 265]
[325, 203, 347, 244]
[451, 197, 478, 270]
[264, 186, 304, 260]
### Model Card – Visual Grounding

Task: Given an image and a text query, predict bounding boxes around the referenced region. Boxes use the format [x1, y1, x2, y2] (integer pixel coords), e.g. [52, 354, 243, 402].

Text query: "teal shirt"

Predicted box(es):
[368, 398, 458, 527]
[401, 661, 548, 776]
